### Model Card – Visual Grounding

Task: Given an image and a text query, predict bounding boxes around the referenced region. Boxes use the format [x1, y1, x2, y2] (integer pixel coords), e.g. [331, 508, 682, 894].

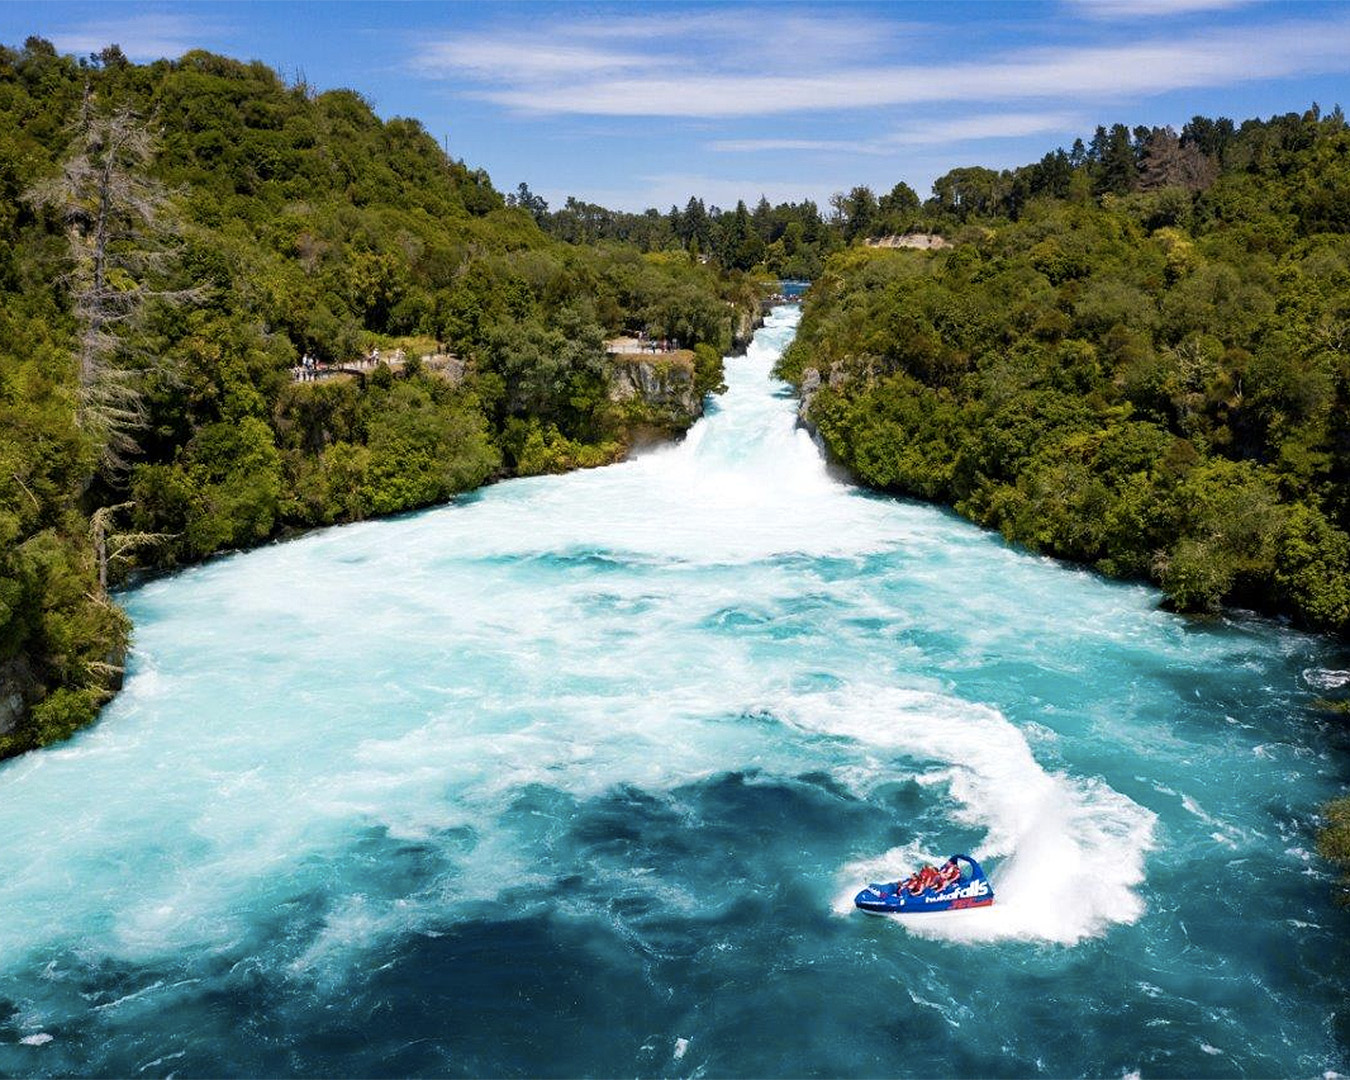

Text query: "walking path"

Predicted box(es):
[291, 348, 462, 383]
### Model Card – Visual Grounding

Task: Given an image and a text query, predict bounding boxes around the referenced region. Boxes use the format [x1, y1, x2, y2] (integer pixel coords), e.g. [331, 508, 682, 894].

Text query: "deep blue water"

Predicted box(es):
[1, 308, 1349, 1077]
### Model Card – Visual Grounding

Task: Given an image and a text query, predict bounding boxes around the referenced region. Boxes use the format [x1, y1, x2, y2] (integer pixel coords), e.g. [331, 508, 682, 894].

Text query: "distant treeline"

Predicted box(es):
[0, 38, 759, 755]
[518, 112, 1344, 282]
[523, 189, 848, 280]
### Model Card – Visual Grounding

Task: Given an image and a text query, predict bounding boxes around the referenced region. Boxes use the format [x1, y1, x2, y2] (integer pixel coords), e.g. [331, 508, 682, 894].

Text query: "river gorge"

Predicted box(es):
[1, 307, 1348, 1076]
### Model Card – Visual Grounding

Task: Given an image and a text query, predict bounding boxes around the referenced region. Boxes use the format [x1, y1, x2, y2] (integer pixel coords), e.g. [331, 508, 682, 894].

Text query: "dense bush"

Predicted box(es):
[784, 108, 1350, 635]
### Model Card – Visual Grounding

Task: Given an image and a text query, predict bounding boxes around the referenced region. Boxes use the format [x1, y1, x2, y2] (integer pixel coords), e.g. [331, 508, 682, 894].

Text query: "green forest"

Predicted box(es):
[781, 108, 1350, 637]
[524, 179, 924, 281]
[0, 39, 760, 757]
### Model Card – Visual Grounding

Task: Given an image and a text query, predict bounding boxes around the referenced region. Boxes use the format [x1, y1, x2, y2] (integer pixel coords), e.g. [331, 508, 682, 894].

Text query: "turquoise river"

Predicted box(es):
[2, 307, 1350, 1077]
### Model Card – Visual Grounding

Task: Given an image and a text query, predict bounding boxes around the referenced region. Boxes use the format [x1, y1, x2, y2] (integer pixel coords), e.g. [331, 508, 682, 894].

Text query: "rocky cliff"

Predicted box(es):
[608, 351, 703, 436]
[0, 658, 35, 738]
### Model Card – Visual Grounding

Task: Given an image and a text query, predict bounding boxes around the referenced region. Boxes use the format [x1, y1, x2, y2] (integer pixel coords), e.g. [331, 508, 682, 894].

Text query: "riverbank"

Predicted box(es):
[2, 41, 785, 760]
[780, 232, 1350, 638]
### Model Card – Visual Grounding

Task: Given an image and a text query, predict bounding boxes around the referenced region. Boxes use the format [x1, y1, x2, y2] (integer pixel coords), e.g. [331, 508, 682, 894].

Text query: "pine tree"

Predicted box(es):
[1097, 123, 1138, 195]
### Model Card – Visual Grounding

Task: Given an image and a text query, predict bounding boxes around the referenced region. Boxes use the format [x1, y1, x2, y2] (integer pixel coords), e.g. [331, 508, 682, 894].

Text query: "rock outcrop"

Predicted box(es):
[798, 367, 821, 425]
[0, 658, 38, 737]
[730, 308, 760, 354]
[608, 351, 703, 434]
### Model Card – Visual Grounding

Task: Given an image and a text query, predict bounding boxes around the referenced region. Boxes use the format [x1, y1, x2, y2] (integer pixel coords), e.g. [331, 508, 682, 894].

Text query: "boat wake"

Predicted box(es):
[800, 686, 1156, 944]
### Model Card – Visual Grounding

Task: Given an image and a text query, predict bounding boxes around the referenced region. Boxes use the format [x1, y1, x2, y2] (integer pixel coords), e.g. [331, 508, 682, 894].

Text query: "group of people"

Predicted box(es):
[291, 347, 378, 382]
[292, 345, 410, 382]
[363, 346, 409, 366]
[899, 857, 963, 896]
[295, 351, 322, 382]
[634, 331, 679, 353]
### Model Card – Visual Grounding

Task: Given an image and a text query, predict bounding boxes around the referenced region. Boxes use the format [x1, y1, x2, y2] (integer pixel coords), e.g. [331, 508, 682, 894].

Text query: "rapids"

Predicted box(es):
[1, 307, 1349, 1076]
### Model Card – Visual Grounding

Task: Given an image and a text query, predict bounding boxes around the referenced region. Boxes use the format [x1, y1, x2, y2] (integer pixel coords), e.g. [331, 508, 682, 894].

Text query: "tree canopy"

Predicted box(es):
[780, 105, 1350, 636]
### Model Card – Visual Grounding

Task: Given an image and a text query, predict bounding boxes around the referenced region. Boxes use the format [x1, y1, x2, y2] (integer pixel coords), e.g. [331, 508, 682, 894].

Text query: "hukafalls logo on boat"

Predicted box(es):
[926, 879, 989, 903]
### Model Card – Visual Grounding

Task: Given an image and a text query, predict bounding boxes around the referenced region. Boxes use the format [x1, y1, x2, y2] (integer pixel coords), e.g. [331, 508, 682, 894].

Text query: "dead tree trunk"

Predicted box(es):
[27, 107, 197, 471]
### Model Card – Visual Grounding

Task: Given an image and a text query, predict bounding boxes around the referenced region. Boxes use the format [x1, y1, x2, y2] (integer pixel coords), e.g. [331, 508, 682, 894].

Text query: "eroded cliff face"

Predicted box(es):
[732, 307, 761, 354]
[608, 351, 702, 434]
[0, 658, 40, 738]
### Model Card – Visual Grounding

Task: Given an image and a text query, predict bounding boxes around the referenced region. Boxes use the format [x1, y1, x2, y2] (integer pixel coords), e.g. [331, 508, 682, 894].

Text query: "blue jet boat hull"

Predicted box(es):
[855, 853, 994, 915]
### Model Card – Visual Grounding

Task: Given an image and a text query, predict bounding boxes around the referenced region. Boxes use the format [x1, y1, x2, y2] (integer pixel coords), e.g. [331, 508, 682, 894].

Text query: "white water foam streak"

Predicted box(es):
[806, 687, 1156, 945]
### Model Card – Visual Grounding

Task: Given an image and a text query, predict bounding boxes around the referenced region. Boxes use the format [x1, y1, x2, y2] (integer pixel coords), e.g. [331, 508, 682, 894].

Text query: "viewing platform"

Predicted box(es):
[606, 336, 685, 355]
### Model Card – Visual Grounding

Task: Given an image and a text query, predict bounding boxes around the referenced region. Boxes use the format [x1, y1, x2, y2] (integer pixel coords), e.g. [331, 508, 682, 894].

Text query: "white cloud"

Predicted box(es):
[474, 68, 879, 116]
[888, 110, 1085, 146]
[412, 8, 907, 87]
[51, 13, 210, 61]
[707, 112, 1085, 167]
[414, 39, 645, 79]
[529, 8, 890, 61]
[420, 13, 1350, 119]
[553, 9, 751, 42]
[709, 112, 1081, 155]
[729, 12, 902, 65]
[1066, 0, 1258, 19]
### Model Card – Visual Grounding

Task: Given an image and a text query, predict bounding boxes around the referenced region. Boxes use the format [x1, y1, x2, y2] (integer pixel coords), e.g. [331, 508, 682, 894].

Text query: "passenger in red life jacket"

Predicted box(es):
[899, 859, 961, 895]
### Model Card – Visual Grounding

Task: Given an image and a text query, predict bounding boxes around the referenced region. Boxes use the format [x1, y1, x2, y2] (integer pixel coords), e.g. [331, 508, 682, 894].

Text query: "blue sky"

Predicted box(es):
[6, 1, 1350, 212]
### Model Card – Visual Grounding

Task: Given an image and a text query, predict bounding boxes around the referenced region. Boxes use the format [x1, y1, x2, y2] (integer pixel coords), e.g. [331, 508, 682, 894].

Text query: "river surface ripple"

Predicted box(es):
[2, 307, 1350, 1077]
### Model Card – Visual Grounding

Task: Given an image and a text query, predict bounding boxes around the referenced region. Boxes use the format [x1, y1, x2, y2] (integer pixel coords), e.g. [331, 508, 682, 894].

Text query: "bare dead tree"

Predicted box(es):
[1139, 127, 1218, 193]
[27, 106, 200, 471]
[89, 501, 171, 592]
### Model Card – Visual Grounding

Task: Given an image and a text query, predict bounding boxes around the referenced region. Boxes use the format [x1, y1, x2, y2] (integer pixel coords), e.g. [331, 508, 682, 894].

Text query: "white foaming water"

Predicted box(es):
[0, 306, 1164, 977]
[816, 687, 1155, 945]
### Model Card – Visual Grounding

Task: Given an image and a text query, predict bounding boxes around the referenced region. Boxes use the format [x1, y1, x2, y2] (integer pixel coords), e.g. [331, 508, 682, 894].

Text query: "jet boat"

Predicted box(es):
[854, 853, 993, 915]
